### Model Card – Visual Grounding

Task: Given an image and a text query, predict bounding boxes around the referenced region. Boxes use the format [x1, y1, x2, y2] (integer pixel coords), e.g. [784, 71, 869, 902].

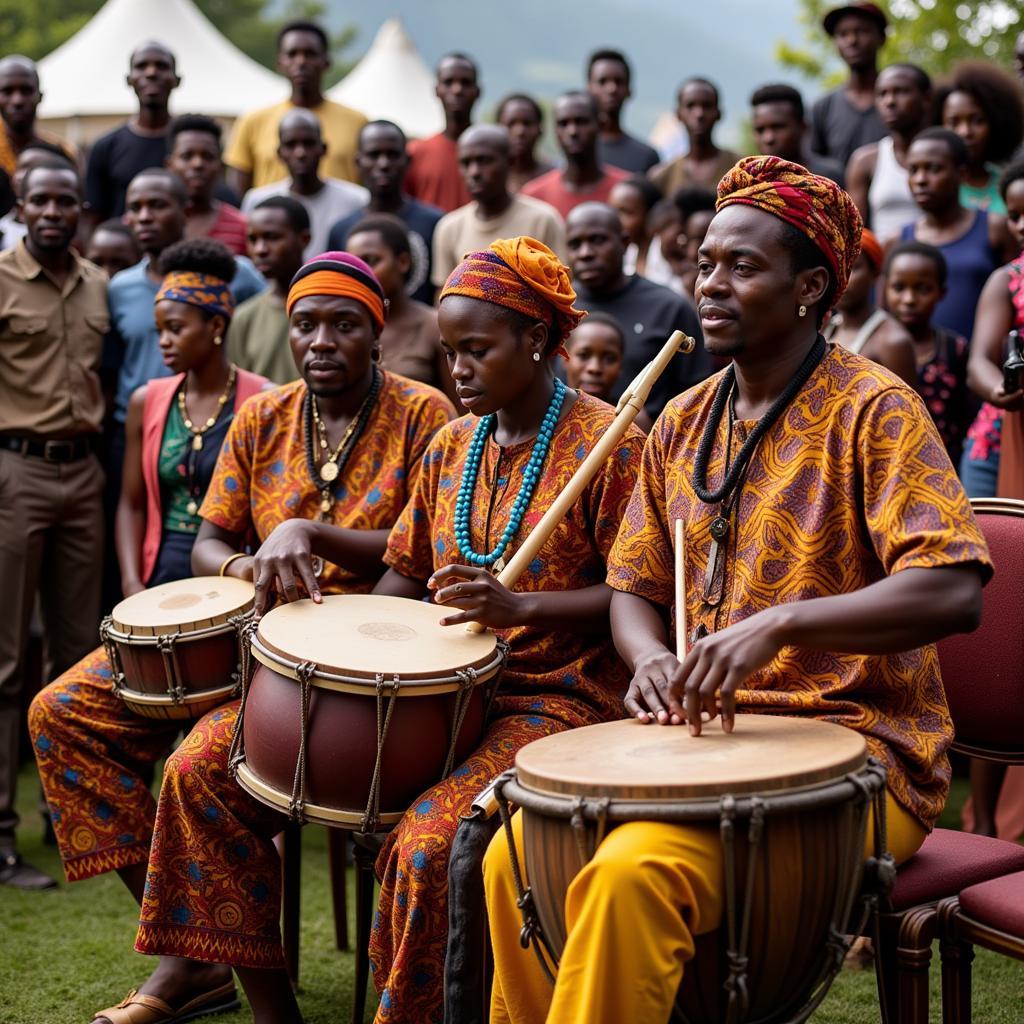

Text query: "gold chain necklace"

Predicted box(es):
[311, 393, 365, 485]
[177, 364, 237, 451]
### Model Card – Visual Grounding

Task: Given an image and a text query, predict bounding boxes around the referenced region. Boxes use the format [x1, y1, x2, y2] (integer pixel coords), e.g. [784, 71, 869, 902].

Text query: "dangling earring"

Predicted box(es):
[532, 352, 541, 363]
[213, 335, 223, 346]
[798, 305, 807, 319]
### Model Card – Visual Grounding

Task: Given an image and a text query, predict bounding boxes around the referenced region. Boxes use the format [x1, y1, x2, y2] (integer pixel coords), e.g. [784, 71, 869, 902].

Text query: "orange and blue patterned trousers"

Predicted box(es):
[132, 692, 599, 1023]
[28, 646, 184, 882]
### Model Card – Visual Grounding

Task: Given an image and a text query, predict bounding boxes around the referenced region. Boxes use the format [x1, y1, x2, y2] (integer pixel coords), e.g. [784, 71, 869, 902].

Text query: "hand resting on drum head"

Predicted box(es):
[191, 518, 392, 617]
[613, 564, 983, 735]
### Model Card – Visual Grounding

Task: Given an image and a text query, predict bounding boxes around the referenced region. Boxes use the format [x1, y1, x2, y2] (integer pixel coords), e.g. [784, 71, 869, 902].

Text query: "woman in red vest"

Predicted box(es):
[117, 239, 266, 592]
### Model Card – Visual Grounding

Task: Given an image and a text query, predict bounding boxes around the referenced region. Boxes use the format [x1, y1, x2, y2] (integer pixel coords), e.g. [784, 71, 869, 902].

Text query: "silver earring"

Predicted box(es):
[214, 335, 223, 346]
[532, 352, 541, 362]
[798, 305, 807, 318]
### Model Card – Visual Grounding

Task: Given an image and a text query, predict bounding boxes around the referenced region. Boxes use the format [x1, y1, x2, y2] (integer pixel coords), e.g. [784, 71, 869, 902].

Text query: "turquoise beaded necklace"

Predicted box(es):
[454, 377, 567, 568]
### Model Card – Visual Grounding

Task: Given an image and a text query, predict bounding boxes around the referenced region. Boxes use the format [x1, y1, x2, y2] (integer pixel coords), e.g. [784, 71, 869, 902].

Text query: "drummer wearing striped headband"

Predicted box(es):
[351, 236, 646, 1023]
[76, 253, 453, 1024]
[483, 159, 993, 1024]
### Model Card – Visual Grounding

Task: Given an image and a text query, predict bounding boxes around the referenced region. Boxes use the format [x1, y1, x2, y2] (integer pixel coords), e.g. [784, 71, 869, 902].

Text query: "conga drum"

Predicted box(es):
[100, 576, 255, 720]
[231, 595, 507, 833]
[497, 716, 889, 1024]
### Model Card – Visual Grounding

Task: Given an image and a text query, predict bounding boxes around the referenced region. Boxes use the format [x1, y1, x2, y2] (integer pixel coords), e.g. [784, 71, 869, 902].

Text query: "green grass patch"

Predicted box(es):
[2, 765, 1021, 1022]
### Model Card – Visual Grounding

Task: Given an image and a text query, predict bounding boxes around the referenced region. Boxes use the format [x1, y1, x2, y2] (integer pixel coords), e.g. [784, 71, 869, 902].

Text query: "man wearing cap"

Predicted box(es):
[482, 157, 991, 1024]
[810, 3, 889, 169]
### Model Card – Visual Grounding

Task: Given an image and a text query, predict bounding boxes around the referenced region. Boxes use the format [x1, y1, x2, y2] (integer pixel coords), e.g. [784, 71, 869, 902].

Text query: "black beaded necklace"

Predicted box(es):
[693, 334, 827, 606]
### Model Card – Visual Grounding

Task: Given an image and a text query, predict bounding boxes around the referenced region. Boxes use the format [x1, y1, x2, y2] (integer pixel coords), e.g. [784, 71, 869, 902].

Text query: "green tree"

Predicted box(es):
[0, 0, 357, 82]
[777, 0, 1024, 86]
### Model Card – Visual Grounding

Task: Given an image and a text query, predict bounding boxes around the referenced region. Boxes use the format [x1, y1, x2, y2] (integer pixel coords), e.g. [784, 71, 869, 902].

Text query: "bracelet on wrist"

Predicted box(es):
[219, 552, 248, 577]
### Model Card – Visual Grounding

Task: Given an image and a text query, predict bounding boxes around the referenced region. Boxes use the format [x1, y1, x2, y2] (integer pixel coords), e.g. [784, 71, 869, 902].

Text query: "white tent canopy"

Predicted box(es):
[37, 0, 287, 121]
[329, 18, 443, 140]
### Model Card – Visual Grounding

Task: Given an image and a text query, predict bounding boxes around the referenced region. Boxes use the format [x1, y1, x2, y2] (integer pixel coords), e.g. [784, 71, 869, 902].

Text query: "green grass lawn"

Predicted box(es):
[2, 765, 1022, 1023]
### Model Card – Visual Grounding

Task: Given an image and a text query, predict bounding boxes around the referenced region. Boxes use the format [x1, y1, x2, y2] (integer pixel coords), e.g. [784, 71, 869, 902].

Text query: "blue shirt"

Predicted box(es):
[108, 256, 266, 423]
[326, 197, 443, 305]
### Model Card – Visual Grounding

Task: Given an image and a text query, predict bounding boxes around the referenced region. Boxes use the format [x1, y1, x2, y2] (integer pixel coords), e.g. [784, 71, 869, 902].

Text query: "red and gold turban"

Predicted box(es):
[440, 236, 586, 354]
[286, 251, 387, 331]
[716, 156, 863, 299]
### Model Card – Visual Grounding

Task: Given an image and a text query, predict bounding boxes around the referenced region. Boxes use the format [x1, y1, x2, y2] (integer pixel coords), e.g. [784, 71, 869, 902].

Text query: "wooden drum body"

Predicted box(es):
[498, 716, 888, 1024]
[232, 595, 506, 832]
[100, 576, 254, 720]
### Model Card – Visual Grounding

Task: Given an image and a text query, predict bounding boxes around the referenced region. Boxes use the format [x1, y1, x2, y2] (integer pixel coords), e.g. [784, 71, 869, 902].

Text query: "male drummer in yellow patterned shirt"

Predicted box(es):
[482, 157, 993, 1024]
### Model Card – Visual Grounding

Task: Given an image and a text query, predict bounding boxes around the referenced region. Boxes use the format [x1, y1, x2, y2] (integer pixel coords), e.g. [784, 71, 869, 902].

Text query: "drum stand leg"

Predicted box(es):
[351, 833, 386, 1024]
[280, 822, 303, 990]
[328, 829, 350, 952]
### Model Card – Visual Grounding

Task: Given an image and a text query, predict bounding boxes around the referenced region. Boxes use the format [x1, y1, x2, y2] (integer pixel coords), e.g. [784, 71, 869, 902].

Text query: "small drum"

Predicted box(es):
[232, 595, 507, 832]
[100, 576, 255, 720]
[497, 716, 889, 1024]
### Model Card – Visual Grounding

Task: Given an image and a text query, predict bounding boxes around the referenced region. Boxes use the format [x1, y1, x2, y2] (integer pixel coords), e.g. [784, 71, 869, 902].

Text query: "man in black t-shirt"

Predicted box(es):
[83, 43, 180, 228]
[326, 120, 442, 304]
[587, 49, 660, 174]
[809, 3, 888, 169]
[567, 201, 709, 420]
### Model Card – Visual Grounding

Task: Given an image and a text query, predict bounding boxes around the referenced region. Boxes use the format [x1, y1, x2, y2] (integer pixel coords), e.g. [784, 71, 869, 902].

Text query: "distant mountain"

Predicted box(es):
[316, 0, 817, 147]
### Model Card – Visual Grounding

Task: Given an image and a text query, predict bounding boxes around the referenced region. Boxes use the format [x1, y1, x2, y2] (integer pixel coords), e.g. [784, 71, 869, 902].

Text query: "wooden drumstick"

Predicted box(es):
[675, 518, 687, 660]
[464, 330, 696, 634]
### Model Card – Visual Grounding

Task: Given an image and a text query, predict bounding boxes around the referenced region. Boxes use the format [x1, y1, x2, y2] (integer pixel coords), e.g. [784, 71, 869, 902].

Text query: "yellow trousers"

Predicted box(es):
[483, 791, 925, 1024]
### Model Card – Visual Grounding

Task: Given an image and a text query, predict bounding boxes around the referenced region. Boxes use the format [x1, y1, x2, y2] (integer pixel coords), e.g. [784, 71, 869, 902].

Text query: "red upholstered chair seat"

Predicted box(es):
[957, 870, 1024, 937]
[891, 828, 1024, 910]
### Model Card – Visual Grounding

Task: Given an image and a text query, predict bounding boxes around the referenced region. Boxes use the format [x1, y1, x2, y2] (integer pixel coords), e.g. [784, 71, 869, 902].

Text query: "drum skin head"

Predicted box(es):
[255, 594, 498, 680]
[516, 716, 867, 799]
[111, 576, 255, 635]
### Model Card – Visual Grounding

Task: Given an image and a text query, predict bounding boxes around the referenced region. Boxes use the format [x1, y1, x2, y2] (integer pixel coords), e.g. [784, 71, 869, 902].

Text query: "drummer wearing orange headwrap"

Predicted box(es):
[363, 236, 646, 1023]
[482, 158, 992, 1024]
[824, 225, 918, 385]
[93, 252, 454, 1024]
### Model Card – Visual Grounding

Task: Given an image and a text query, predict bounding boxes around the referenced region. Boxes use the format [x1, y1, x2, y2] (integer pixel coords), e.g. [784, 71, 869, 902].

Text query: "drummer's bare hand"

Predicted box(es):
[674, 611, 783, 736]
[253, 521, 321, 616]
[624, 650, 688, 725]
[427, 564, 525, 628]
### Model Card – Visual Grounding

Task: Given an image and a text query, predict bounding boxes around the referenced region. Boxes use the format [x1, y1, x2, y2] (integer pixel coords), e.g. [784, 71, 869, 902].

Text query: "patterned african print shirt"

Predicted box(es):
[200, 372, 454, 593]
[607, 344, 992, 829]
[385, 391, 644, 724]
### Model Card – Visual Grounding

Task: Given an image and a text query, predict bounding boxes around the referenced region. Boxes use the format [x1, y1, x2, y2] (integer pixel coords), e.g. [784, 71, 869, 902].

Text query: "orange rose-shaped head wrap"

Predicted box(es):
[716, 155, 863, 301]
[440, 236, 586, 355]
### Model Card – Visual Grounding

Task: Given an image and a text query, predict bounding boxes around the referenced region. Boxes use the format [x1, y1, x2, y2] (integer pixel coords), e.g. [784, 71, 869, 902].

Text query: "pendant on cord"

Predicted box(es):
[320, 461, 339, 483]
[192, 435, 203, 452]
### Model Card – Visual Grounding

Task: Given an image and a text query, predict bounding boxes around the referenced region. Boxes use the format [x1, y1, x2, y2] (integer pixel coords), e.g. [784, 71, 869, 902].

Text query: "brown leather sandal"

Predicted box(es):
[91, 980, 240, 1024]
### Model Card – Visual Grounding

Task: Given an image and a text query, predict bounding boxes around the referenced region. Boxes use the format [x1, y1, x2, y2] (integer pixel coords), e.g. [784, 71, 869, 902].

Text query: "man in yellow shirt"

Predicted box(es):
[225, 19, 366, 193]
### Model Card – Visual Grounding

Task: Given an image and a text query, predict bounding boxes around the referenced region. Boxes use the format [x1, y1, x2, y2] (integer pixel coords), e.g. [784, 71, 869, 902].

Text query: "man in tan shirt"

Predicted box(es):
[431, 124, 566, 287]
[0, 159, 108, 889]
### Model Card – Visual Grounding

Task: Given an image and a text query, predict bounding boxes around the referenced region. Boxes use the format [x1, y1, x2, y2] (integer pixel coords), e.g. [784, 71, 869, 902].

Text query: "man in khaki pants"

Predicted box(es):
[0, 156, 108, 888]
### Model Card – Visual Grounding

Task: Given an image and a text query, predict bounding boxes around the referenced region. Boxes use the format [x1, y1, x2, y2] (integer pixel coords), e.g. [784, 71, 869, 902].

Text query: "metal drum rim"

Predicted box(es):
[117, 682, 240, 707]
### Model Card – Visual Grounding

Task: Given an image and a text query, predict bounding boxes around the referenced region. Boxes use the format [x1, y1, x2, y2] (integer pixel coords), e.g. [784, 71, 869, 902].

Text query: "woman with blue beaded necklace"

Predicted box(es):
[365, 236, 646, 1024]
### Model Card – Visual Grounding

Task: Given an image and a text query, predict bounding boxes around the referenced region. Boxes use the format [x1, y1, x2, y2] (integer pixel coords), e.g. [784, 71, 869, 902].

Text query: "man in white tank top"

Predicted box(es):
[846, 64, 932, 243]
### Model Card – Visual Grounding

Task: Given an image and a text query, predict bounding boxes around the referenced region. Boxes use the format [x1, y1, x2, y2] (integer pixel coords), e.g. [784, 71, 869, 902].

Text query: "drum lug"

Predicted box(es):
[100, 616, 127, 696]
[156, 632, 185, 703]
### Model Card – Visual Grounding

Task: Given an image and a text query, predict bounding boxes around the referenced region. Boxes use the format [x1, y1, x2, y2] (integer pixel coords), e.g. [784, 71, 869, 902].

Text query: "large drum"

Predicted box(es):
[232, 595, 507, 832]
[497, 715, 889, 1024]
[100, 576, 255, 720]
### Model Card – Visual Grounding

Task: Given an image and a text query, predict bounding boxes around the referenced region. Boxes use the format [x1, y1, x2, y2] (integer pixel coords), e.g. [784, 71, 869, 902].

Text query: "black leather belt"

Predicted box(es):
[0, 435, 96, 462]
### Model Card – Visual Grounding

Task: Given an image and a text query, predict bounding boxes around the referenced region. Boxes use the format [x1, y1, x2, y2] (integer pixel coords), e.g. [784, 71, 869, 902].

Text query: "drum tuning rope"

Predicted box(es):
[443, 668, 479, 779]
[156, 631, 186, 704]
[227, 618, 260, 777]
[99, 616, 126, 698]
[360, 673, 402, 834]
[288, 660, 317, 821]
[493, 773, 560, 985]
